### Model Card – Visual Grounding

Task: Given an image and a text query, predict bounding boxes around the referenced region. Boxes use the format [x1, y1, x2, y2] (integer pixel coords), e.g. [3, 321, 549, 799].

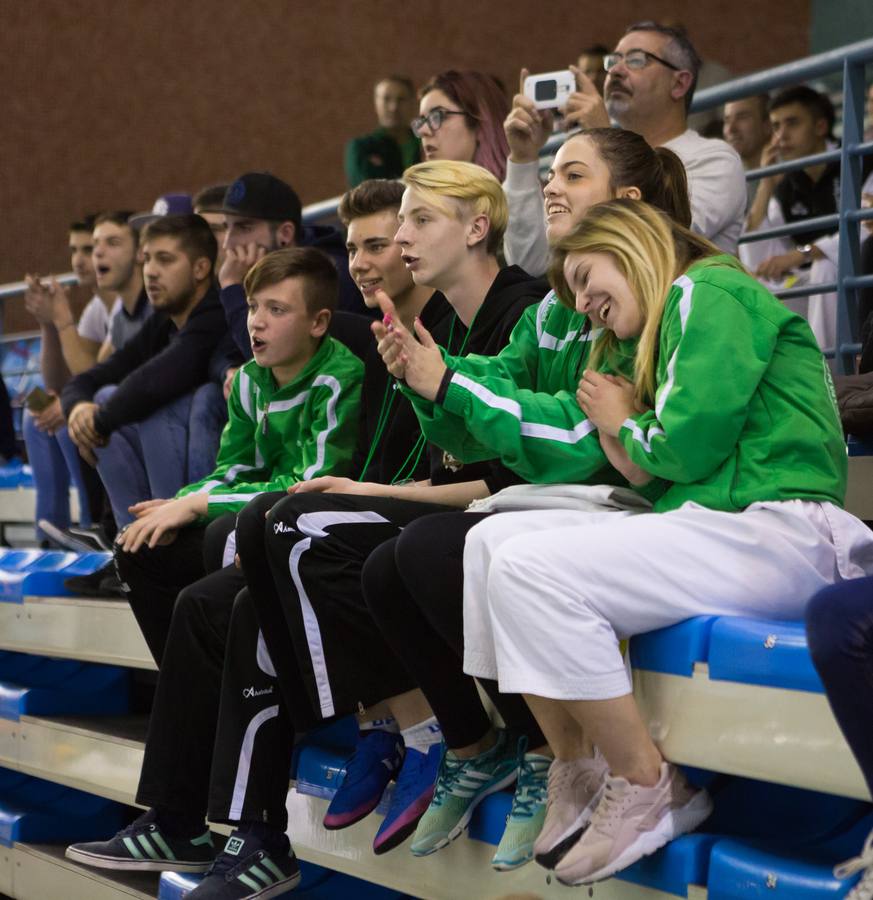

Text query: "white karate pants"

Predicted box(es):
[462, 500, 873, 701]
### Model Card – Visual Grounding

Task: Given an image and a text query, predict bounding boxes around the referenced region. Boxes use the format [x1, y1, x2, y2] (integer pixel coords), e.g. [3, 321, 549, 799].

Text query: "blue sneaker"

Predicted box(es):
[411, 729, 519, 857]
[372, 741, 442, 855]
[323, 729, 404, 830]
[187, 831, 301, 898]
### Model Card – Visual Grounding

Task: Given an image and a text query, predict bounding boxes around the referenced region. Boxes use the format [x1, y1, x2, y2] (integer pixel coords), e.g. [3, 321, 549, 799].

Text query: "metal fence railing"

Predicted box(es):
[2, 39, 872, 370]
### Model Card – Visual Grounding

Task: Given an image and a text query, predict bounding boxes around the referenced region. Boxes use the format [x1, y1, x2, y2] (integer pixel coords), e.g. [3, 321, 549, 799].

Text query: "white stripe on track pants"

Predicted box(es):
[462, 499, 873, 701]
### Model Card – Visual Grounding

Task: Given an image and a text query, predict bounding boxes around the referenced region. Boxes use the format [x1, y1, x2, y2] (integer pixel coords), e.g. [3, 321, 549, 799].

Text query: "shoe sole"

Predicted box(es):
[235, 872, 303, 898]
[411, 769, 519, 857]
[323, 794, 384, 830]
[65, 846, 212, 873]
[373, 787, 436, 855]
[492, 849, 534, 871]
[557, 790, 714, 886]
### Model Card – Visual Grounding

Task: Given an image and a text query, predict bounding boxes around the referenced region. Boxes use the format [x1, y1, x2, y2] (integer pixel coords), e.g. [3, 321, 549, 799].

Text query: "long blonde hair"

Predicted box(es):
[548, 199, 724, 406]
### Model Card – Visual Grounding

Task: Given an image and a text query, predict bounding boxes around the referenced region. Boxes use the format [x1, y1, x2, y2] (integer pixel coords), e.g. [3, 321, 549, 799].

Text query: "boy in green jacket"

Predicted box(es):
[115, 247, 362, 662]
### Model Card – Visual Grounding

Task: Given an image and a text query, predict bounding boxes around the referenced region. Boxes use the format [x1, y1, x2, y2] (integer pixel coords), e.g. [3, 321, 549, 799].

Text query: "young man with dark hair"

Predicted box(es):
[61, 215, 227, 527]
[742, 85, 841, 350]
[504, 20, 746, 272]
[67, 246, 365, 896]
[91, 211, 152, 354]
[217, 171, 368, 334]
[723, 94, 771, 204]
[344, 76, 420, 187]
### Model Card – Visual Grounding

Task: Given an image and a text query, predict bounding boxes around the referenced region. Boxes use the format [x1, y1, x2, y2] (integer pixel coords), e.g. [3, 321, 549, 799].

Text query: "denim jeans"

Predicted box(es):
[94, 385, 224, 527]
[23, 412, 93, 541]
[806, 575, 873, 798]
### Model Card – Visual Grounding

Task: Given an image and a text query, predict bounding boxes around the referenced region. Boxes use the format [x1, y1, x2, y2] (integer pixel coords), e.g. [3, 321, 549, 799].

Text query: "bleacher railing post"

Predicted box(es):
[836, 57, 867, 375]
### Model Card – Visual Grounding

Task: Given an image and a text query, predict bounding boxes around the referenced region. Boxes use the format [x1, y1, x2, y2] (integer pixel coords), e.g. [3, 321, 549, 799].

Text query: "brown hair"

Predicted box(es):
[141, 214, 217, 270]
[94, 210, 139, 246]
[573, 128, 692, 228]
[338, 179, 405, 226]
[244, 247, 338, 315]
[419, 70, 510, 181]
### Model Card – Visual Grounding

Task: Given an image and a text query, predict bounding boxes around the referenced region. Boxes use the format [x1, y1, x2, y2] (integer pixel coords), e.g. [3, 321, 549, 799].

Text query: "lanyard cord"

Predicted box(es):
[356, 377, 397, 482]
[361, 306, 483, 485]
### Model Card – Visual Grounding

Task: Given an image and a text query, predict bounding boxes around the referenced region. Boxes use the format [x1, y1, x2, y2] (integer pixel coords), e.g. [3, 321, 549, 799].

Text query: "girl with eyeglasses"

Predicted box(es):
[412, 70, 510, 181]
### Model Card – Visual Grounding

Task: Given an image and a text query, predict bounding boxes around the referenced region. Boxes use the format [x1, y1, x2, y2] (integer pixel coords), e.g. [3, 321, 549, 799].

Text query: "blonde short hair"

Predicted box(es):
[402, 160, 507, 255]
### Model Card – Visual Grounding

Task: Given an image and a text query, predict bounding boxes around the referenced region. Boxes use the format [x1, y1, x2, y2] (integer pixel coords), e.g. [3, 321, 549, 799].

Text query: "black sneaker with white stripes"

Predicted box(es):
[188, 830, 301, 898]
[65, 809, 215, 872]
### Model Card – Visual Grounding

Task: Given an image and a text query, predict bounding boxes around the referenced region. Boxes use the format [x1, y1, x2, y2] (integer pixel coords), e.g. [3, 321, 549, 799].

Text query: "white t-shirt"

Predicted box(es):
[662, 129, 746, 254]
[503, 127, 747, 275]
[76, 295, 117, 343]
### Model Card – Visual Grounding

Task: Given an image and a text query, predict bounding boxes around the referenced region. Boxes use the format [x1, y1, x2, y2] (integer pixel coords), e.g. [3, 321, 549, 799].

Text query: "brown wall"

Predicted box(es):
[2, 0, 809, 300]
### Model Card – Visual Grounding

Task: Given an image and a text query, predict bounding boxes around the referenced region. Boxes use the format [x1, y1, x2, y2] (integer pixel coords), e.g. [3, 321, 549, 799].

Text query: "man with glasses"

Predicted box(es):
[503, 21, 746, 274]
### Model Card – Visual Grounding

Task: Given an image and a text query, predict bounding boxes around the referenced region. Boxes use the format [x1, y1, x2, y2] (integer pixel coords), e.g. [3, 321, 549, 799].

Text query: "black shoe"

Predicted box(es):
[39, 520, 113, 552]
[188, 830, 301, 898]
[66, 809, 215, 872]
[64, 560, 125, 598]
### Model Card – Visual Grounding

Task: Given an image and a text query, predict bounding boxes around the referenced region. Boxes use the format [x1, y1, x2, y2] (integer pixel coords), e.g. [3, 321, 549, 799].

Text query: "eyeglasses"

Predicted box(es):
[411, 107, 467, 137]
[603, 49, 681, 72]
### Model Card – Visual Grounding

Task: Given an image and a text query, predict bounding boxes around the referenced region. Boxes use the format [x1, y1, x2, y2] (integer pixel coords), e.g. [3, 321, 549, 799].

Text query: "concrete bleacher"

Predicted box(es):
[0, 548, 868, 898]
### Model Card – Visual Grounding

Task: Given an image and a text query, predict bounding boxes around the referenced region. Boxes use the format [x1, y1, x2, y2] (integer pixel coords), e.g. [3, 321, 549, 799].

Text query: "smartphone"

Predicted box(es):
[26, 386, 54, 413]
[524, 70, 575, 110]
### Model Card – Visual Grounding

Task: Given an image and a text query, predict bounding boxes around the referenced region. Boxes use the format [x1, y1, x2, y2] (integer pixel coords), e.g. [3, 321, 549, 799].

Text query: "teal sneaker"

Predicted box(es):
[491, 749, 551, 871]
[410, 730, 518, 857]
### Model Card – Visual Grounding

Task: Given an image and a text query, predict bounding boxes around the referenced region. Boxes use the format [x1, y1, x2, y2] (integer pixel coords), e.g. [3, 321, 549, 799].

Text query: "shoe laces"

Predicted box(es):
[391, 745, 436, 804]
[836, 829, 873, 898]
[207, 844, 266, 882]
[342, 731, 401, 786]
[119, 809, 158, 837]
[588, 775, 632, 836]
[430, 752, 469, 808]
[509, 755, 549, 821]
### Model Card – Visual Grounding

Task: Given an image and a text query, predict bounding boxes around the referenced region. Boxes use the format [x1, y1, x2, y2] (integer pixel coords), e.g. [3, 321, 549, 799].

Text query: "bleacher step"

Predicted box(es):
[9, 843, 158, 900]
[0, 598, 154, 670]
[0, 715, 147, 805]
[635, 664, 868, 800]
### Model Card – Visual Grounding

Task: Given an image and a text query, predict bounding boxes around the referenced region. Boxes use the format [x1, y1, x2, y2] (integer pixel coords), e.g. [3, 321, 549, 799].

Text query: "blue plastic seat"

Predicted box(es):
[0, 651, 129, 719]
[0, 766, 124, 847]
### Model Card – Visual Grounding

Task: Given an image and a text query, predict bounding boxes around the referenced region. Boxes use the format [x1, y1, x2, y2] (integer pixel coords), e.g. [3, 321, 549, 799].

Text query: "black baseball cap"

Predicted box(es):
[220, 172, 302, 231]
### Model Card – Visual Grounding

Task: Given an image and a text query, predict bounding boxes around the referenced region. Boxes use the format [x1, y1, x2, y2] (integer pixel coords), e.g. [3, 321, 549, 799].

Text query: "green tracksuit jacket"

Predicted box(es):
[177, 336, 363, 520]
[619, 256, 846, 512]
[404, 290, 635, 486]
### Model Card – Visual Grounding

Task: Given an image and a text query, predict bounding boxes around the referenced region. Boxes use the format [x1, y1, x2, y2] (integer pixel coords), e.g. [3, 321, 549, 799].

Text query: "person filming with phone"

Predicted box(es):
[502, 20, 745, 275]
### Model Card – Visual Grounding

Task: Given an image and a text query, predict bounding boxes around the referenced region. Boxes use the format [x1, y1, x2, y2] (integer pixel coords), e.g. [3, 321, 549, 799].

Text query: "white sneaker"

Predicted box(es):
[533, 751, 608, 870]
[835, 827, 873, 900]
[555, 762, 712, 885]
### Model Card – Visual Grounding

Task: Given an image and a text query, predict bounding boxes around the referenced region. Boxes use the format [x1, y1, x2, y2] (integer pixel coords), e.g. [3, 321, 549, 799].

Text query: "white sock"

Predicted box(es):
[400, 716, 443, 754]
[359, 714, 399, 734]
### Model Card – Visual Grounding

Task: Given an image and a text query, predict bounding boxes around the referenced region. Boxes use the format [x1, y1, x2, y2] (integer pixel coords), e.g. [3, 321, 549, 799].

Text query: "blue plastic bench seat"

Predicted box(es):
[630, 614, 823, 693]
[160, 860, 407, 899]
[707, 828, 869, 899]
[0, 651, 129, 719]
[0, 766, 124, 847]
[0, 549, 110, 603]
[0, 462, 33, 489]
